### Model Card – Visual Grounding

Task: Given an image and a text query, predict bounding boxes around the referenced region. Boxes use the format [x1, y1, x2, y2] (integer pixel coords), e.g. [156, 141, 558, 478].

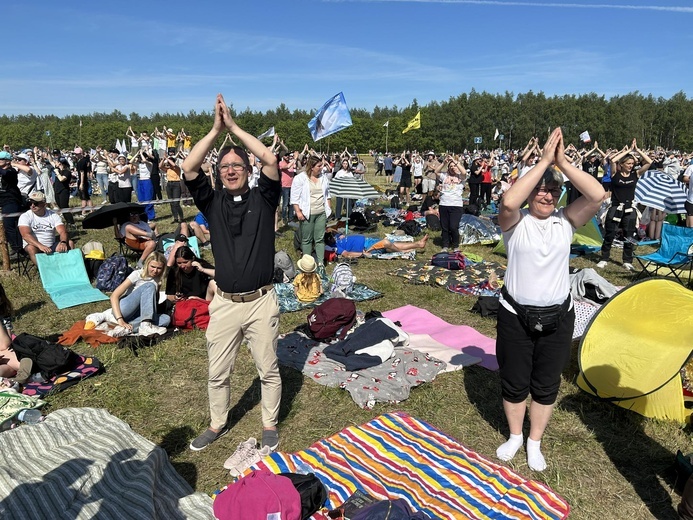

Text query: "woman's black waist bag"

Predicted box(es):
[501, 286, 570, 334]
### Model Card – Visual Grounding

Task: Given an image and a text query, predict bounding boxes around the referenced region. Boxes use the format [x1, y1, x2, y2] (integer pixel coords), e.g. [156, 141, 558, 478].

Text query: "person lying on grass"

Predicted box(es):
[325, 230, 429, 259]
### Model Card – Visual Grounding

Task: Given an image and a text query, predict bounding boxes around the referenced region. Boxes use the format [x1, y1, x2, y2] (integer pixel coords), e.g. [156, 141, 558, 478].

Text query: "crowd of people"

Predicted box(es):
[1, 98, 693, 488]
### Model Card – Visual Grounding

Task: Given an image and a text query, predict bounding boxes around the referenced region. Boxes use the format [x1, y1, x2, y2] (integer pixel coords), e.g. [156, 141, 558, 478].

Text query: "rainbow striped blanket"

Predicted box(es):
[252, 412, 569, 519]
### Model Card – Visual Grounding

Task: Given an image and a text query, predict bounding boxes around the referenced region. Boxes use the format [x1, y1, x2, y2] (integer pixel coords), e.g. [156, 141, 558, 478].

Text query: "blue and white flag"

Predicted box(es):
[257, 126, 275, 140]
[308, 92, 352, 141]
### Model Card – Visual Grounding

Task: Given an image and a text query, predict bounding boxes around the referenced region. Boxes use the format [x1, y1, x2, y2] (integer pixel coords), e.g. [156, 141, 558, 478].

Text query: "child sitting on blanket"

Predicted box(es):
[293, 254, 323, 303]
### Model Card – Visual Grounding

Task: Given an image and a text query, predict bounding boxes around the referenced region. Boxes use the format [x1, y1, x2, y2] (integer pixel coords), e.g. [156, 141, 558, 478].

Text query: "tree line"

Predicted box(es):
[1, 90, 691, 154]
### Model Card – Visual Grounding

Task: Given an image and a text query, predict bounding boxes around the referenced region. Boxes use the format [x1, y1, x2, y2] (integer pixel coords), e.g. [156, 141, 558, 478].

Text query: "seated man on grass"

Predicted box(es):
[326, 231, 428, 259]
[18, 191, 74, 265]
[116, 211, 158, 268]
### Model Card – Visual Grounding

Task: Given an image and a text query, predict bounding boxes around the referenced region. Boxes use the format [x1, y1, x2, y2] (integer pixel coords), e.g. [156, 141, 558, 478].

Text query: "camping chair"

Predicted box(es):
[634, 224, 693, 286]
[113, 222, 144, 261]
[13, 249, 36, 279]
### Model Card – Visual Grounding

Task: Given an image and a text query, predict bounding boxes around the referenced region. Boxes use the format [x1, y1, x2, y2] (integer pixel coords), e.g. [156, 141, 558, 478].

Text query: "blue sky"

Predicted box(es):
[3, 0, 691, 117]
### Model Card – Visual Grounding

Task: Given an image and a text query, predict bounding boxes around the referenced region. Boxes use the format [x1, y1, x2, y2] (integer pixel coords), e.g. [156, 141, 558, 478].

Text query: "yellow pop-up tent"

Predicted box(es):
[576, 279, 693, 424]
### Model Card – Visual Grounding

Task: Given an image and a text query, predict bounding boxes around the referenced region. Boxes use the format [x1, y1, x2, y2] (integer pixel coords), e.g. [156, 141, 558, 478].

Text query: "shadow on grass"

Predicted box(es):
[224, 365, 303, 432]
[463, 364, 506, 432]
[159, 426, 199, 488]
[559, 366, 678, 519]
[14, 300, 45, 317]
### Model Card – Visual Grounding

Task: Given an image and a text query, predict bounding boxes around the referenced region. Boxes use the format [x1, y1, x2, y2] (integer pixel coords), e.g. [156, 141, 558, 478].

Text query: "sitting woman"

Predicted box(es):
[116, 212, 158, 268]
[165, 246, 217, 302]
[110, 252, 170, 336]
[293, 254, 323, 303]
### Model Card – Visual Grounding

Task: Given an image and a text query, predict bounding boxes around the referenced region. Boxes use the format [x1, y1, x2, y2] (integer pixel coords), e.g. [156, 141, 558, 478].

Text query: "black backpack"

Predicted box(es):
[96, 255, 133, 292]
[390, 196, 401, 209]
[280, 473, 327, 520]
[397, 220, 422, 237]
[11, 333, 77, 379]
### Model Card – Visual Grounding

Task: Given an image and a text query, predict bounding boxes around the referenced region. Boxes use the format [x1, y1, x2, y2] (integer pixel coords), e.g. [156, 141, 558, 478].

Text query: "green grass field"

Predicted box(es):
[5, 166, 691, 520]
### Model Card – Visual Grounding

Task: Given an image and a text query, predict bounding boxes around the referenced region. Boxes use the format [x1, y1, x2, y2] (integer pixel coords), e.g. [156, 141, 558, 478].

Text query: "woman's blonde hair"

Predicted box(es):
[142, 251, 167, 283]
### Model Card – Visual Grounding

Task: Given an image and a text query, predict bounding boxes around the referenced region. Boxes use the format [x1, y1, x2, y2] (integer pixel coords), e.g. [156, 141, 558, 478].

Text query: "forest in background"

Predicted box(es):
[1, 89, 692, 154]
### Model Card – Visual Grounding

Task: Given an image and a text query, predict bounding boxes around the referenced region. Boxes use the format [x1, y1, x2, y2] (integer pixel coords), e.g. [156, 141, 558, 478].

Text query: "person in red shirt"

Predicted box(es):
[279, 151, 297, 224]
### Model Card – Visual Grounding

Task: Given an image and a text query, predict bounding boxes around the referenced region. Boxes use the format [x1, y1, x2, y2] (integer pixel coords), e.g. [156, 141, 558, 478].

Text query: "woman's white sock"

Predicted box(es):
[526, 438, 547, 471]
[496, 433, 523, 461]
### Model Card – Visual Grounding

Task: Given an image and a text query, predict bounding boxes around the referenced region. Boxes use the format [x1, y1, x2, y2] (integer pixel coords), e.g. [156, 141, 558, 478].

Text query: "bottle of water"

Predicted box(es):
[17, 409, 42, 425]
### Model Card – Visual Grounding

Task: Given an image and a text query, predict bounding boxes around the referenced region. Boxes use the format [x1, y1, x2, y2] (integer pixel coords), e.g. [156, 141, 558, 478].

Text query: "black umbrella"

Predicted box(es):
[82, 202, 146, 230]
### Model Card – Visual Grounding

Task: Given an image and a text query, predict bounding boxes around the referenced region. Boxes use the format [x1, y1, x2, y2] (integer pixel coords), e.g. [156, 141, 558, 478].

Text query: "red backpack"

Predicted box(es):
[307, 298, 357, 340]
[172, 299, 210, 329]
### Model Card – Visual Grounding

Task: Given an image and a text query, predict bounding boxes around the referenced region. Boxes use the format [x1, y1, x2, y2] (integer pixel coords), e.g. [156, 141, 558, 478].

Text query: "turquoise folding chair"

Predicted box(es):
[634, 224, 693, 286]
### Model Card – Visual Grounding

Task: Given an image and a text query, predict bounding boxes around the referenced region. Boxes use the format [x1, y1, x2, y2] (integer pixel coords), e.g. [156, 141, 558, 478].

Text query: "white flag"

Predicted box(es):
[580, 131, 591, 143]
[257, 126, 275, 140]
[383, 121, 389, 128]
[494, 128, 499, 140]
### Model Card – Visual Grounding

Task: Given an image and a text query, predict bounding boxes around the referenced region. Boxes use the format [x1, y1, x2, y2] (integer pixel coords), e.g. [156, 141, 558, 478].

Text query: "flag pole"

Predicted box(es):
[385, 124, 389, 154]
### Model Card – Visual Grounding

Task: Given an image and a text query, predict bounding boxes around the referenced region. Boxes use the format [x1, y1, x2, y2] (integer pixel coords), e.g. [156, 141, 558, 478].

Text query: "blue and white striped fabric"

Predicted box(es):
[635, 169, 688, 213]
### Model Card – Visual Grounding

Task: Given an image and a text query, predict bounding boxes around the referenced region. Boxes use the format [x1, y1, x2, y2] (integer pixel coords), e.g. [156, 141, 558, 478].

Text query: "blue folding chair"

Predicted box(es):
[634, 224, 693, 286]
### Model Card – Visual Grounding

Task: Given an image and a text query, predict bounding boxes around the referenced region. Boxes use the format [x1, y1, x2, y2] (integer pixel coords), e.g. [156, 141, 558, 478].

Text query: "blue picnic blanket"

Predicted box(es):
[36, 249, 109, 309]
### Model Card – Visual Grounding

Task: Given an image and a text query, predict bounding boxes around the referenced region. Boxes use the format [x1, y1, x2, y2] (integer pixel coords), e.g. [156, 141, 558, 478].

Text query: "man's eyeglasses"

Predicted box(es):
[535, 187, 562, 198]
[30, 201, 45, 207]
[218, 162, 246, 172]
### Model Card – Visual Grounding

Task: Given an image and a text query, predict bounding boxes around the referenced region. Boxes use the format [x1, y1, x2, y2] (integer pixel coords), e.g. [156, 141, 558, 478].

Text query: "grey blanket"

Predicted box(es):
[0, 407, 213, 520]
[278, 332, 447, 409]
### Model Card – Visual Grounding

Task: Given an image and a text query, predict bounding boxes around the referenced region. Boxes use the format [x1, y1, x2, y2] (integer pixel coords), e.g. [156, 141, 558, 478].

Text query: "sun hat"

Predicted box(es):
[16, 153, 31, 162]
[296, 254, 317, 274]
[73, 147, 83, 154]
[28, 191, 46, 203]
[0, 151, 11, 160]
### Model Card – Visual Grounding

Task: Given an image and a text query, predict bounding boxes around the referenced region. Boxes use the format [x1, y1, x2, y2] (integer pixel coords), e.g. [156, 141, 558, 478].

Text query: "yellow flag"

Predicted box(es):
[402, 111, 421, 134]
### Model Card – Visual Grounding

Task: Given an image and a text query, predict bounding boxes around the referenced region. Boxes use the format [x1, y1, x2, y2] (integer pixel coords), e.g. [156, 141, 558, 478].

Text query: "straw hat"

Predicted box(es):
[296, 254, 317, 273]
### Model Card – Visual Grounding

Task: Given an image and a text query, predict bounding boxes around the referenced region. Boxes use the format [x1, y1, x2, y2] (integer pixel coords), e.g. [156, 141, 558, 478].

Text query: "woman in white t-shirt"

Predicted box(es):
[109, 252, 170, 337]
[495, 127, 604, 472]
[333, 158, 353, 219]
[434, 155, 467, 251]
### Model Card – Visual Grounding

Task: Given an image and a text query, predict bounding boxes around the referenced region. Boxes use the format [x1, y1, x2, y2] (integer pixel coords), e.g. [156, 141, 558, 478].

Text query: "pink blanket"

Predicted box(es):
[383, 305, 498, 370]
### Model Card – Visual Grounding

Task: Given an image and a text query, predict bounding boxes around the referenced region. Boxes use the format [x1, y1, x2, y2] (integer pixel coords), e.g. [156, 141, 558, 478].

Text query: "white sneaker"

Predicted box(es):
[596, 260, 607, 269]
[228, 445, 271, 477]
[223, 437, 257, 470]
[107, 325, 130, 338]
[623, 263, 635, 271]
[138, 322, 167, 337]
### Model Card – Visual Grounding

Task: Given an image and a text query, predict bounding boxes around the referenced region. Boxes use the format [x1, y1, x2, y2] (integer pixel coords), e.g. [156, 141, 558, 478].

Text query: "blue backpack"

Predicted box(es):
[95, 255, 133, 292]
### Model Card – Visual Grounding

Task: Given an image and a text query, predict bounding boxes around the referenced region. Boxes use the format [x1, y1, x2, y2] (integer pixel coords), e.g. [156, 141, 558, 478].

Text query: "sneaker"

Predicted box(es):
[228, 445, 271, 477]
[261, 429, 280, 451]
[228, 447, 266, 477]
[223, 437, 258, 470]
[138, 321, 167, 336]
[596, 260, 607, 269]
[440, 247, 449, 253]
[190, 426, 229, 451]
[623, 263, 635, 271]
[14, 358, 33, 384]
[107, 325, 131, 338]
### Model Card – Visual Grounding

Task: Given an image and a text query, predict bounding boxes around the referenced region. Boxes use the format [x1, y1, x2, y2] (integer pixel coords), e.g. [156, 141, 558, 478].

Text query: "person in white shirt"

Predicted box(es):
[496, 127, 604, 472]
[18, 191, 73, 265]
[13, 153, 38, 198]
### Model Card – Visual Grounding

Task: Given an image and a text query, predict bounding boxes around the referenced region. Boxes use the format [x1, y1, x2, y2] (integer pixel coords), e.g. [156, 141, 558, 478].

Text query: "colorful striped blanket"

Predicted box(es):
[251, 412, 569, 519]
